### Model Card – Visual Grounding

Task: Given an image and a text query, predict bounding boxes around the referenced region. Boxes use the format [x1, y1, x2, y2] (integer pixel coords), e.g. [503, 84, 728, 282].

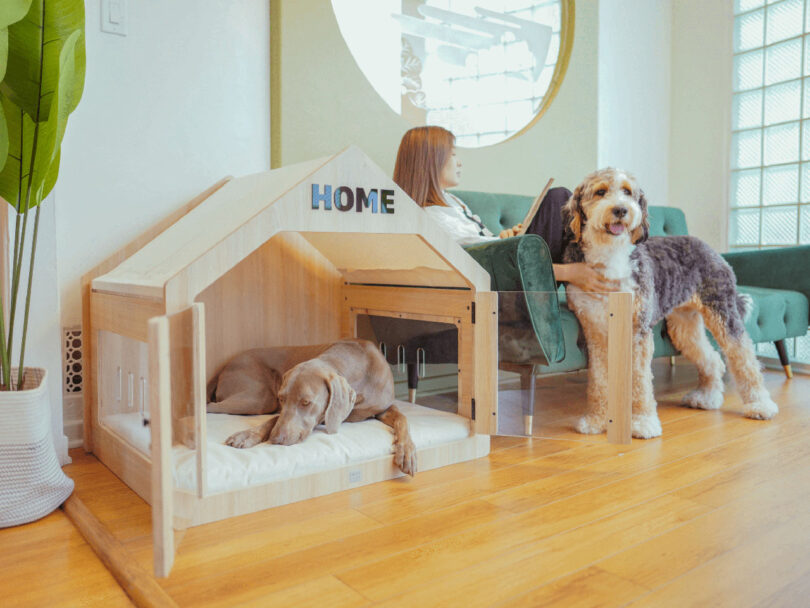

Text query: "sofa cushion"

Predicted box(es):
[451, 190, 533, 234]
[647, 207, 689, 237]
[739, 285, 809, 343]
[456, 189, 688, 241]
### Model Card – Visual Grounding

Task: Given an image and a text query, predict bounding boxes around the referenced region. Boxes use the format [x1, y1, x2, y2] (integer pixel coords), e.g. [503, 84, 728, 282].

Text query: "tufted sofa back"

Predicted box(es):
[451, 189, 689, 238]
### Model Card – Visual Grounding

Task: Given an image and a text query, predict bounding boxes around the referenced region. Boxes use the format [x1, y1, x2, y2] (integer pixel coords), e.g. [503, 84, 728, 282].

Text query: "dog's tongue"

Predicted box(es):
[609, 223, 625, 235]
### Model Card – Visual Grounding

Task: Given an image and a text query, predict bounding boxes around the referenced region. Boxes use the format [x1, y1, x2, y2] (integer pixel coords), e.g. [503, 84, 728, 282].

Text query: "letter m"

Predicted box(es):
[355, 188, 378, 213]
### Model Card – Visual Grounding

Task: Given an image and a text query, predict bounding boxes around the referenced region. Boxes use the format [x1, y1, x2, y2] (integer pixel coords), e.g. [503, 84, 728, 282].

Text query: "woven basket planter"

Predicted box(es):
[0, 368, 74, 527]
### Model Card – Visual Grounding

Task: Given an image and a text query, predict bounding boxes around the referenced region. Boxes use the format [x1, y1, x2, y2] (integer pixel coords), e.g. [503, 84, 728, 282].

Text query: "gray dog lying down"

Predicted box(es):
[207, 338, 417, 476]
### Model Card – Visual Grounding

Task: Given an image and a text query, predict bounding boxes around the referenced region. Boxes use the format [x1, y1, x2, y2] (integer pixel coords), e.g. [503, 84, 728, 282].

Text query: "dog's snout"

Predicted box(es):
[612, 206, 628, 219]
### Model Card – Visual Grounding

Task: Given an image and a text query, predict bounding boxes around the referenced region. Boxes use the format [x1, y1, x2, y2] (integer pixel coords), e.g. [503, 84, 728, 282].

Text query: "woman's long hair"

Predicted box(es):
[393, 126, 455, 207]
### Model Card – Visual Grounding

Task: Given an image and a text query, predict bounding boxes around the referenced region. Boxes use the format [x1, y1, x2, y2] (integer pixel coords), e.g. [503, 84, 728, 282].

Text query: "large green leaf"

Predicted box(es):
[0, 28, 79, 209]
[0, 100, 7, 175]
[1, 0, 85, 123]
[0, 1, 33, 76]
[33, 28, 79, 202]
[0, 1, 33, 174]
[0, 1, 32, 29]
[0, 95, 33, 208]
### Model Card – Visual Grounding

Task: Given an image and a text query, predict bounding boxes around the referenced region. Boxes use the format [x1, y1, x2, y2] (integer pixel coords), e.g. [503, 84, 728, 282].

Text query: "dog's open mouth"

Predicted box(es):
[606, 222, 626, 236]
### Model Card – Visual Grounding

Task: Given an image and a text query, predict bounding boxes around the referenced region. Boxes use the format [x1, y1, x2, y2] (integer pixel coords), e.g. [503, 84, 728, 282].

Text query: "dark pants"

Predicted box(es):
[525, 186, 572, 264]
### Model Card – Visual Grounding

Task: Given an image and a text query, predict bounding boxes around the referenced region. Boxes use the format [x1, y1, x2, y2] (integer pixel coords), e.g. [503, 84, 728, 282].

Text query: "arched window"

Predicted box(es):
[332, 0, 574, 148]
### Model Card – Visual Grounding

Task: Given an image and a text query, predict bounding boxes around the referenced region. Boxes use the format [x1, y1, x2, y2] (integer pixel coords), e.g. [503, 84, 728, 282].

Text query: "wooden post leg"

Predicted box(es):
[607, 293, 632, 445]
[148, 317, 175, 578]
[774, 339, 793, 379]
[670, 356, 676, 366]
[519, 368, 536, 436]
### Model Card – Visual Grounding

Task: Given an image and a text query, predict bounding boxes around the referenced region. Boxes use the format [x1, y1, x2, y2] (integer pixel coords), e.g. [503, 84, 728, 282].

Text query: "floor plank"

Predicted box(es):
[0, 510, 134, 608]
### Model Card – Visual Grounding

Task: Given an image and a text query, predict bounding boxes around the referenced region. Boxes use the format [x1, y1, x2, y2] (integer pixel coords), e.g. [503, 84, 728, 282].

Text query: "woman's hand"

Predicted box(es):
[561, 263, 620, 293]
[498, 223, 524, 239]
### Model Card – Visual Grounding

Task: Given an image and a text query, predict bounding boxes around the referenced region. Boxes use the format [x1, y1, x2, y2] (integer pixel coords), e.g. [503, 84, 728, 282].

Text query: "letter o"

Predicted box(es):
[334, 186, 354, 211]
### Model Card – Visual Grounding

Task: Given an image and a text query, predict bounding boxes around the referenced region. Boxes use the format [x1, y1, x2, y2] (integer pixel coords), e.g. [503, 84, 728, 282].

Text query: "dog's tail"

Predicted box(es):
[737, 292, 754, 322]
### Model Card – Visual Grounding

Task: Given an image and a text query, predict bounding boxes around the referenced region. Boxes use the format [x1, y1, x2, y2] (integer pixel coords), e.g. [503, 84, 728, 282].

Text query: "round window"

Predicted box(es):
[332, 0, 574, 148]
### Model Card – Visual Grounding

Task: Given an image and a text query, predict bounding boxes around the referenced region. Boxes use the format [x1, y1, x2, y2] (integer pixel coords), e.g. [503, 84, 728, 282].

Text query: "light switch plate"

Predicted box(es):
[101, 0, 127, 36]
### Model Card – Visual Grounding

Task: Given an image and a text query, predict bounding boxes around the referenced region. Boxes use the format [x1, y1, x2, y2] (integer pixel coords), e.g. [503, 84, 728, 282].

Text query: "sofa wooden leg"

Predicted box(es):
[519, 369, 536, 436]
[774, 339, 793, 379]
[670, 356, 676, 366]
[407, 363, 419, 402]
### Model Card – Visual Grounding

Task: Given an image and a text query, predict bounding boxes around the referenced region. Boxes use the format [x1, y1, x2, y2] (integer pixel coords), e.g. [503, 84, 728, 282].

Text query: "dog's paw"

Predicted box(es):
[394, 439, 417, 477]
[225, 430, 262, 449]
[682, 388, 723, 411]
[576, 415, 606, 435]
[743, 397, 779, 420]
[631, 414, 662, 439]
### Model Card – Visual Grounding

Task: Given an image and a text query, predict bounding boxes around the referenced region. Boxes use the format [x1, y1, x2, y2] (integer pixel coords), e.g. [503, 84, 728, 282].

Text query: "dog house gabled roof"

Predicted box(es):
[92, 146, 491, 307]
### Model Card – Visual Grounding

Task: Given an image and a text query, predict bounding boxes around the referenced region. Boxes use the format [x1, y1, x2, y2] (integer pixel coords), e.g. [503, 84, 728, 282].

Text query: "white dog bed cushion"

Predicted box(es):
[103, 401, 470, 494]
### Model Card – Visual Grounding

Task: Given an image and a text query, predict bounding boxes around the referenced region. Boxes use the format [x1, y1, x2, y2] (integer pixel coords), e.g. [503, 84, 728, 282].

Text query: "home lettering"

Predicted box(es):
[311, 184, 394, 214]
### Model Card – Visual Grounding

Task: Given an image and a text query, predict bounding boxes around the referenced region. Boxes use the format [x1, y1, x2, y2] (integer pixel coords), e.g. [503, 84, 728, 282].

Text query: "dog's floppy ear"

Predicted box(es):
[324, 373, 356, 434]
[563, 184, 585, 243]
[631, 189, 650, 244]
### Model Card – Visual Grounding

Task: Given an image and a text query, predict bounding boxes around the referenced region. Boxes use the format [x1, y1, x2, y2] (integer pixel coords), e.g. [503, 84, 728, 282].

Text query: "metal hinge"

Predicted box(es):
[471, 301, 476, 324]
[471, 397, 476, 420]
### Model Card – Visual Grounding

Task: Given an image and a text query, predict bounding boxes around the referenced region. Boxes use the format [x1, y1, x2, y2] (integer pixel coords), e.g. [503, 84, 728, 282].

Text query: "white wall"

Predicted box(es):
[41, 0, 271, 454]
[598, 0, 672, 206]
[669, 0, 733, 251]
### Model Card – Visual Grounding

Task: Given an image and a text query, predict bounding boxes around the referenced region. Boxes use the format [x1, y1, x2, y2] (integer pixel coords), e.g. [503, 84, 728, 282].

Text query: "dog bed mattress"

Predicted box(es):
[102, 401, 471, 494]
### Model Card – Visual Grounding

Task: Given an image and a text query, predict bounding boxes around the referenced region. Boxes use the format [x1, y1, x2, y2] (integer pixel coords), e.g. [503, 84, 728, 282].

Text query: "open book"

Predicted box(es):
[515, 178, 554, 236]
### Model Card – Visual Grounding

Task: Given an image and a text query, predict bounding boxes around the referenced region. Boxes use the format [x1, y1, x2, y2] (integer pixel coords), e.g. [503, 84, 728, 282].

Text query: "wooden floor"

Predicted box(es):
[3, 359, 810, 607]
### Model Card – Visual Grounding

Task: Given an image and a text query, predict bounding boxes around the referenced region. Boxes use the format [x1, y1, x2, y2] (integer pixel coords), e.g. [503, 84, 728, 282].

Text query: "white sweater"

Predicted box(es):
[424, 192, 498, 247]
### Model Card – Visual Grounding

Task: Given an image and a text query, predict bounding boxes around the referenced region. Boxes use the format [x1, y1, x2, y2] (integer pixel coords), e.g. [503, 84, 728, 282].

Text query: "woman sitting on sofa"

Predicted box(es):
[393, 126, 617, 293]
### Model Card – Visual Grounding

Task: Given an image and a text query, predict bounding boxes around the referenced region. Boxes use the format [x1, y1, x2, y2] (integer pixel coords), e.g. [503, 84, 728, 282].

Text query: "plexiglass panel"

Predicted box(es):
[356, 314, 460, 413]
[97, 330, 151, 456]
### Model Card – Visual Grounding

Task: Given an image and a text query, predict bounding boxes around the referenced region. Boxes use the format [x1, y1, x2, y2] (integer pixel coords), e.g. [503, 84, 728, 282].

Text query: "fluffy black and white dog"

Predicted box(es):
[562, 168, 778, 439]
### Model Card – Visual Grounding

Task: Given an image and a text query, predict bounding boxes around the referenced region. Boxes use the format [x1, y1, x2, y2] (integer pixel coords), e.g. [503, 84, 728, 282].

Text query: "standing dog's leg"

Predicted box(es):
[700, 309, 778, 420]
[376, 404, 417, 476]
[577, 327, 609, 434]
[631, 330, 661, 438]
[666, 307, 725, 410]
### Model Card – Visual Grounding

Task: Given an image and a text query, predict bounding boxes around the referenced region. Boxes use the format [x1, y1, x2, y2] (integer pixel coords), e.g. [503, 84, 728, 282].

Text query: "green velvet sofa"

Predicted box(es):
[455, 189, 810, 382]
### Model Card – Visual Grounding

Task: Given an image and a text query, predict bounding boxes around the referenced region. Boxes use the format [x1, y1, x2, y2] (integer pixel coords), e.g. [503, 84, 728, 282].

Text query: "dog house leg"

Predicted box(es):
[607, 293, 633, 444]
[148, 316, 175, 578]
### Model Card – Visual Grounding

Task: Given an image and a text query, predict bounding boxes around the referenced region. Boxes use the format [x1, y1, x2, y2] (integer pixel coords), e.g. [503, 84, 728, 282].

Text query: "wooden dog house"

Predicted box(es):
[81, 146, 498, 576]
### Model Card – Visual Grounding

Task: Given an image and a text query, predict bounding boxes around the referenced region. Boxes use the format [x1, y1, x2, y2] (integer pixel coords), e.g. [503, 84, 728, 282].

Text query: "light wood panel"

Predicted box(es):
[91, 292, 165, 342]
[607, 291, 632, 443]
[474, 291, 498, 434]
[196, 231, 343, 380]
[173, 435, 489, 526]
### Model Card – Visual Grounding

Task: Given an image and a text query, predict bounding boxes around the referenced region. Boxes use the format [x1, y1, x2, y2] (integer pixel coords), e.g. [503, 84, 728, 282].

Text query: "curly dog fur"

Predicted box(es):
[563, 168, 778, 439]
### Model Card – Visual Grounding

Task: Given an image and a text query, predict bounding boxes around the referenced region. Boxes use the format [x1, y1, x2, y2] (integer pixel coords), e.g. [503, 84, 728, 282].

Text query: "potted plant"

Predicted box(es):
[0, 0, 85, 527]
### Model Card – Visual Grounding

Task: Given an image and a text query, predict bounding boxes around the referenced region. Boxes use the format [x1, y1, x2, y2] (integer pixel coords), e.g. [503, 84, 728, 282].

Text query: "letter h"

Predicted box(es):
[312, 184, 332, 210]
